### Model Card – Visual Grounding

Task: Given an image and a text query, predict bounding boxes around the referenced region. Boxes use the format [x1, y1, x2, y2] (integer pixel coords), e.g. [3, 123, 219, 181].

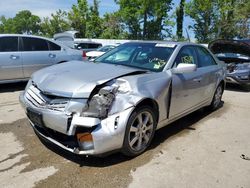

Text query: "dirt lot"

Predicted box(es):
[0, 82, 249, 188]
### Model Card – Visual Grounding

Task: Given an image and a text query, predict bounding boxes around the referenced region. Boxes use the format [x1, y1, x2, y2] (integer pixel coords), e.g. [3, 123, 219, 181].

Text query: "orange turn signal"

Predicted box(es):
[77, 133, 93, 142]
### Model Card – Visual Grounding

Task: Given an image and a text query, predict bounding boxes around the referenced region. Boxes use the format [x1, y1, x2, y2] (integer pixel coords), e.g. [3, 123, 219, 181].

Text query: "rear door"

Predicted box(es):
[170, 46, 204, 118]
[0, 36, 23, 80]
[21, 37, 55, 78]
[195, 46, 219, 99]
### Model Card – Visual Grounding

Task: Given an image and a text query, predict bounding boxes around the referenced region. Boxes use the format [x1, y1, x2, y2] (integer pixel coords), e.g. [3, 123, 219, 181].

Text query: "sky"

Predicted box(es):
[0, 0, 194, 39]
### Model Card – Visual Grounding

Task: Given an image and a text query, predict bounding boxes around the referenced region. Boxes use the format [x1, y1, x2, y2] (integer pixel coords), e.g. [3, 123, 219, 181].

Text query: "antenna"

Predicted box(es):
[185, 28, 191, 42]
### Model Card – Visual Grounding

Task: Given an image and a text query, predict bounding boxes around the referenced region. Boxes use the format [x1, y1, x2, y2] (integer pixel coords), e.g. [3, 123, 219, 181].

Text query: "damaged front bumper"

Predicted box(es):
[226, 72, 250, 86]
[19, 91, 134, 155]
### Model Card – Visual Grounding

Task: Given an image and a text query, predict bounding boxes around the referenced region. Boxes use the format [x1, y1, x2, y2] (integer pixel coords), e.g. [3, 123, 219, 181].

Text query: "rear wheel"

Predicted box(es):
[209, 84, 223, 110]
[122, 106, 157, 157]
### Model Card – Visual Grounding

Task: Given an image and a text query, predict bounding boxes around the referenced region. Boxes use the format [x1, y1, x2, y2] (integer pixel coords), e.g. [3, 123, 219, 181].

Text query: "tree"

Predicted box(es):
[115, 0, 173, 40]
[234, 0, 250, 38]
[13, 10, 41, 34]
[213, 0, 239, 39]
[0, 16, 16, 33]
[101, 12, 125, 39]
[86, 0, 102, 38]
[176, 0, 185, 40]
[186, 0, 216, 43]
[68, 0, 89, 38]
[41, 10, 71, 37]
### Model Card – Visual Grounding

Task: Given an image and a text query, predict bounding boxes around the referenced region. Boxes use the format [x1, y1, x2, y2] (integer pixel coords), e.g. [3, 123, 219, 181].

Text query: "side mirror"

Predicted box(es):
[172, 63, 197, 74]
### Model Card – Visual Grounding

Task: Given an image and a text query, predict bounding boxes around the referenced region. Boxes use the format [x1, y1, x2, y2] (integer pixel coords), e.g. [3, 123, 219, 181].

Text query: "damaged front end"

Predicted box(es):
[209, 39, 250, 86]
[20, 76, 143, 155]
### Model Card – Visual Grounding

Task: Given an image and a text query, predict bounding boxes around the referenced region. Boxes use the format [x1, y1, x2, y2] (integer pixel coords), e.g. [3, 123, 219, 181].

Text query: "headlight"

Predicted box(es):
[82, 86, 118, 118]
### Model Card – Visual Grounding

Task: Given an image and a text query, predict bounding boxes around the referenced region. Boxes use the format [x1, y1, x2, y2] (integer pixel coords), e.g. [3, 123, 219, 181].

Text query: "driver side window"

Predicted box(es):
[174, 46, 198, 67]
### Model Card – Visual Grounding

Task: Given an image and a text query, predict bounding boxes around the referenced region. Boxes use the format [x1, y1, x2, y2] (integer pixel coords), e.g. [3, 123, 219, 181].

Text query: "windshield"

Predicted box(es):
[95, 43, 176, 72]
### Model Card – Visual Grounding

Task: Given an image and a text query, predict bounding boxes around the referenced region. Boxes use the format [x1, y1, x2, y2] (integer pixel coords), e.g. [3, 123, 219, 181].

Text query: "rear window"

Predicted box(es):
[0, 37, 18, 52]
[196, 47, 217, 67]
[75, 43, 102, 49]
[22, 37, 49, 51]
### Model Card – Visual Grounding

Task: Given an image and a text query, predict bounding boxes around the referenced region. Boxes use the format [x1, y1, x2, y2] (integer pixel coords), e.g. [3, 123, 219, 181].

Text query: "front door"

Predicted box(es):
[170, 46, 204, 119]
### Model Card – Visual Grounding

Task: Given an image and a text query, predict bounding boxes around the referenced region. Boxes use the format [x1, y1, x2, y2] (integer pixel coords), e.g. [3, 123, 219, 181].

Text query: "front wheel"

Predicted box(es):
[209, 84, 223, 110]
[122, 106, 157, 157]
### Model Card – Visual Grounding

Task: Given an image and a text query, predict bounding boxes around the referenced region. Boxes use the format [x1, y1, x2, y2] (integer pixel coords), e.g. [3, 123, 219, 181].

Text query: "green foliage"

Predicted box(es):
[41, 10, 71, 37]
[68, 0, 89, 38]
[0, 16, 16, 33]
[86, 0, 102, 38]
[115, 0, 173, 40]
[176, 0, 185, 40]
[186, 0, 250, 42]
[234, 0, 250, 38]
[13, 10, 41, 34]
[101, 12, 126, 39]
[0, 10, 41, 34]
[186, 0, 216, 43]
[0, 0, 249, 41]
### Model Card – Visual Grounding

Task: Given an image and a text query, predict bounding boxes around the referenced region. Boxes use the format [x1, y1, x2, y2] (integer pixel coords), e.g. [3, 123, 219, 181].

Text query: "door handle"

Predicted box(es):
[10, 55, 19, 60]
[49, 53, 56, 58]
[193, 77, 202, 82]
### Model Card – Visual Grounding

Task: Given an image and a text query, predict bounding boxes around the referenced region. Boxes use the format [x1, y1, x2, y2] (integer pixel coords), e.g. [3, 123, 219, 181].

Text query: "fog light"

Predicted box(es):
[77, 133, 94, 150]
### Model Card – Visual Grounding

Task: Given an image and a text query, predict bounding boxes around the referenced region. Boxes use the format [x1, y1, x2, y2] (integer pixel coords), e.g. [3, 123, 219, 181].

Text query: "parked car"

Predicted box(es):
[0, 34, 83, 84]
[74, 41, 102, 52]
[20, 42, 226, 157]
[86, 45, 118, 61]
[209, 39, 250, 89]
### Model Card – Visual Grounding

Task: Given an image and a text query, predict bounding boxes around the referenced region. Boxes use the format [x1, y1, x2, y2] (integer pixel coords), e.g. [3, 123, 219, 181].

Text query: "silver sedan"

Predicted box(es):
[20, 42, 226, 157]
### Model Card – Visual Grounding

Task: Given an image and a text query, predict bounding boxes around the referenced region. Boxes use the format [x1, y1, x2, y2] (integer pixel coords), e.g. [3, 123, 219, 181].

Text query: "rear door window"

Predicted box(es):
[22, 37, 49, 51]
[0, 37, 18, 52]
[48, 41, 61, 51]
[196, 47, 217, 67]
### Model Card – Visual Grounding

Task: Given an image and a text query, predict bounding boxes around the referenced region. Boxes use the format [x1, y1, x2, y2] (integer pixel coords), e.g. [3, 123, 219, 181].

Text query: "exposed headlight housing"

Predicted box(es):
[82, 86, 118, 118]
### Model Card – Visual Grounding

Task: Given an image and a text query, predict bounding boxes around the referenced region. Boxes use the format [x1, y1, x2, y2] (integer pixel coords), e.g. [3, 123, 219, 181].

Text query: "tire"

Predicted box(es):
[122, 106, 157, 157]
[209, 84, 223, 110]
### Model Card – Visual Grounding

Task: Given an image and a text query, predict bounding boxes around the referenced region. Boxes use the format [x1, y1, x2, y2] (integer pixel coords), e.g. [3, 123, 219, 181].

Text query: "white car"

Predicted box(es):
[86, 45, 118, 61]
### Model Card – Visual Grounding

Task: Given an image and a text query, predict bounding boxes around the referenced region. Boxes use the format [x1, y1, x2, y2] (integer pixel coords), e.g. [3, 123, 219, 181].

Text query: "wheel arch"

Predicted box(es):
[134, 98, 160, 123]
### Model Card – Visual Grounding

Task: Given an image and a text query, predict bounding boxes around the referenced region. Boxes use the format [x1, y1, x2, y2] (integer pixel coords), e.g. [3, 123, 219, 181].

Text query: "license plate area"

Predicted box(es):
[27, 108, 44, 128]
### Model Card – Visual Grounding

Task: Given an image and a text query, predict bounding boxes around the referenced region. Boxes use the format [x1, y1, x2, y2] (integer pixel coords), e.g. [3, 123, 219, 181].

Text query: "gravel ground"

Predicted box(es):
[0, 82, 249, 188]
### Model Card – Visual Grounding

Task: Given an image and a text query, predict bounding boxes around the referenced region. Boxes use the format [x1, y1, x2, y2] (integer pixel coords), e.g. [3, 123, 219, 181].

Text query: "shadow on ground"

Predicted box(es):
[39, 101, 224, 167]
[0, 82, 27, 93]
[225, 83, 250, 92]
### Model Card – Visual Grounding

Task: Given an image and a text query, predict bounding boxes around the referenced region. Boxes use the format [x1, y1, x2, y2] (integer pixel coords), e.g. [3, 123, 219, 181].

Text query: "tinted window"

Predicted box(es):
[88, 43, 102, 48]
[96, 43, 175, 72]
[48, 41, 61, 51]
[22, 37, 49, 51]
[196, 47, 217, 67]
[0, 37, 18, 52]
[75, 43, 102, 49]
[175, 46, 198, 66]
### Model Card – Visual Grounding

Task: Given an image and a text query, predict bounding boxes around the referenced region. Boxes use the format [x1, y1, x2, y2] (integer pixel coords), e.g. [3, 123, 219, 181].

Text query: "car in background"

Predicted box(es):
[86, 45, 118, 61]
[0, 34, 83, 84]
[209, 39, 250, 89]
[20, 42, 226, 157]
[74, 41, 102, 51]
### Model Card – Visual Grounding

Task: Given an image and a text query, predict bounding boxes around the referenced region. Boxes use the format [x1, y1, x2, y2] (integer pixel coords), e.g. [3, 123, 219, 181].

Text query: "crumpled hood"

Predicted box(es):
[32, 61, 145, 98]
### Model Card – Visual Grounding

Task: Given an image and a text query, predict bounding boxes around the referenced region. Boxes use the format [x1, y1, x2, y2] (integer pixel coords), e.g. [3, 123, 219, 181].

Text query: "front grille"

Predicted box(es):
[25, 84, 69, 112]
